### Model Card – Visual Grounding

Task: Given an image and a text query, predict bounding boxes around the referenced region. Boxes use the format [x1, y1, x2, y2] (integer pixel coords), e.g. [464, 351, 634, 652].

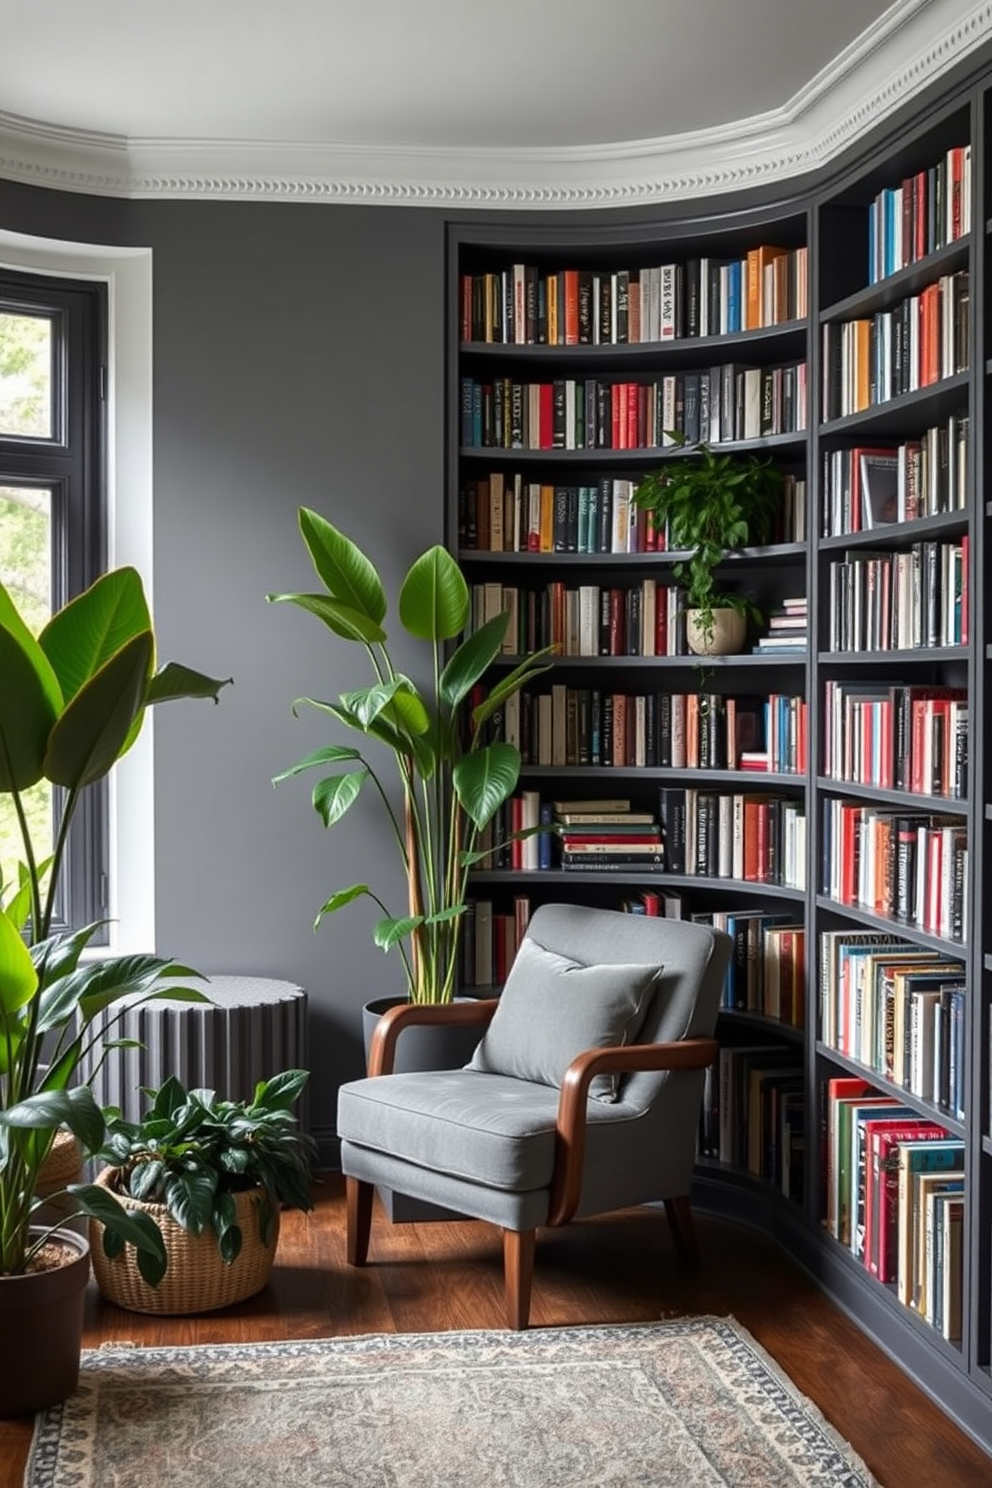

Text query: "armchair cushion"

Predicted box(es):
[465, 936, 661, 1101]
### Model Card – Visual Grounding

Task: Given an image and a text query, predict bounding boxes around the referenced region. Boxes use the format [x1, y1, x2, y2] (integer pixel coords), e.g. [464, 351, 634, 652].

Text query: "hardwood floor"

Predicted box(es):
[4, 1175, 991, 1486]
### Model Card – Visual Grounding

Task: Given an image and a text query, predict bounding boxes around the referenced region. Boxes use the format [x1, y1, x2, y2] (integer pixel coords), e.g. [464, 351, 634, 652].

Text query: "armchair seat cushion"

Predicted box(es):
[337, 1068, 565, 1192]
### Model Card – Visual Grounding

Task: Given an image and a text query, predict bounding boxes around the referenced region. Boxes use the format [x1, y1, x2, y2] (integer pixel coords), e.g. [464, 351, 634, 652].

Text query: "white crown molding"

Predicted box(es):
[0, 0, 989, 208]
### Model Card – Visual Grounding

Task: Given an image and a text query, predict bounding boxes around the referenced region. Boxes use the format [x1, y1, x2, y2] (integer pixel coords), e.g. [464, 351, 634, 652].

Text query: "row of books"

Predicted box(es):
[821, 270, 969, 421]
[867, 144, 971, 285]
[461, 896, 532, 989]
[820, 801, 968, 944]
[826, 537, 968, 653]
[500, 686, 807, 774]
[819, 415, 969, 537]
[752, 597, 808, 655]
[709, 911, 805, 1026]
[658, 787, 806, 889]
[459, 246, 809, 347]
[553, 800, 664, 872]
[459, 470, 808, 554]
[459, 360, 808, 451]
[700, 1044, 805, 1199]
[822, 680, 968, 800]
[818, 932, 966, 1119]
[824, 1078, 964, 1340]
[470, 578, 688, 658]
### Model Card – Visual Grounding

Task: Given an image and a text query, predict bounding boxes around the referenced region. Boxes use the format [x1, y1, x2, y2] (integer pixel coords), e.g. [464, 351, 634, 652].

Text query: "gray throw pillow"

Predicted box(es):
[466, 936, 662, 1102]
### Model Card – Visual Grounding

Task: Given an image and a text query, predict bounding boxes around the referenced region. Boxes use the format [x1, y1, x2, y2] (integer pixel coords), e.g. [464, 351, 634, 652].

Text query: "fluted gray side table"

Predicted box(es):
[79, 975, 309, 1127]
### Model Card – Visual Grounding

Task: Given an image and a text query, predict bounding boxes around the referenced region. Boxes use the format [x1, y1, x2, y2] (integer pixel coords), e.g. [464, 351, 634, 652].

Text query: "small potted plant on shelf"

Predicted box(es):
[0, 566, 229, 1416]
[90, 1069, 316, 1314]
[268, 510, 554, 1014]
[632, 437, 783, 656]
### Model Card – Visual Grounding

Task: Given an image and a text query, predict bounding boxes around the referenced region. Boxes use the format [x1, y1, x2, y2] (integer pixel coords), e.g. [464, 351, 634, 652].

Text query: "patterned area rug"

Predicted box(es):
[26, 1317, 881, 1488]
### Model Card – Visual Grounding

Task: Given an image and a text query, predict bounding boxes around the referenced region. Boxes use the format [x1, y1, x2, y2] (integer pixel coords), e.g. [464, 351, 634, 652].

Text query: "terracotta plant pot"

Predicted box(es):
[686, 607, 747, 656]
[90, 1168, 279, 1315]
[0, 1228, 90, 1418]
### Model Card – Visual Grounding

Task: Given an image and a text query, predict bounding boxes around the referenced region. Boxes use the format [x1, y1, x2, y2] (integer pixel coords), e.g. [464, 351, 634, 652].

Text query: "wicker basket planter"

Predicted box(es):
[89, 1168, 280, 1314]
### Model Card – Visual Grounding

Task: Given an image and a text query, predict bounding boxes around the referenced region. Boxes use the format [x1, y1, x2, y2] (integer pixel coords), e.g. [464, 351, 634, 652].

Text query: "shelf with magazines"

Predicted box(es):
[446, 60, 992, 1447]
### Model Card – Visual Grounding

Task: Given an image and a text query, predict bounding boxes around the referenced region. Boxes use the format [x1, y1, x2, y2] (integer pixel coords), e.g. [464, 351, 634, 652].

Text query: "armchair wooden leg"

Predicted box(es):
[664, 1195, 700, 1265]
[346, 1176, 374, 1266]
[502, 1228, 536, 1330]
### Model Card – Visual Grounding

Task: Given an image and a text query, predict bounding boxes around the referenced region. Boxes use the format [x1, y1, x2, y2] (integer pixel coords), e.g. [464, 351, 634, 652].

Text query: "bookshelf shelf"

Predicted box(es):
[815, 1042, 967, 1137]
[819, 236, 970, 322]
[815, 777, 967, 812]
[814, 895, 966, 954]
[448, 68, 990, 1447]
[461, 542, 807, 567]
[472, 869, 807, 900]
[817, 510, 969, 550]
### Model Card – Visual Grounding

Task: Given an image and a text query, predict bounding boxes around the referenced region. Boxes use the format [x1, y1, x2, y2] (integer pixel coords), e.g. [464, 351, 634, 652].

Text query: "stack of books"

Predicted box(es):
[552, 797, 665, 872]
[753, 596, 808, 654]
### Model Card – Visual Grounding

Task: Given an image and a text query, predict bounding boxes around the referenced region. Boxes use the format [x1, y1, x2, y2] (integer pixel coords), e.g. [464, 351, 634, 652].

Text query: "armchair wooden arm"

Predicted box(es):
[367, 998, 500, 1076]
[547, 1036, 718, 1227]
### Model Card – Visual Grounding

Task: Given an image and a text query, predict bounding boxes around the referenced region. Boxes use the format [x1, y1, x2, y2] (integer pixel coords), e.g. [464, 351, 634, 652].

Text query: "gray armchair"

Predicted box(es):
[337, 904, 731, 1329]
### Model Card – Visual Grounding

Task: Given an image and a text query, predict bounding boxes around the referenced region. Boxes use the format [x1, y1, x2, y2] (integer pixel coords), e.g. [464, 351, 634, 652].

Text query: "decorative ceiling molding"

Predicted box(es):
[0, 0, 988, 208]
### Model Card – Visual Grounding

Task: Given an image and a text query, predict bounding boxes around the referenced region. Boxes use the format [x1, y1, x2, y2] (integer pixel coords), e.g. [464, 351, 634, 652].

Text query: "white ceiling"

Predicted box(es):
[0, 0, 986, 206]
[2, 0, 897, 148]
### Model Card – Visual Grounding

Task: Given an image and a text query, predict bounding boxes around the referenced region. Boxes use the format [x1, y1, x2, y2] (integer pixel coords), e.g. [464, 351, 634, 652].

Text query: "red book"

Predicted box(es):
[626, 382, 638, 450]
[868, 1119, 949, 1282]
[608, 589, 624, 656]
[539, 383, 554, 449]
[611, 385, 622, 449]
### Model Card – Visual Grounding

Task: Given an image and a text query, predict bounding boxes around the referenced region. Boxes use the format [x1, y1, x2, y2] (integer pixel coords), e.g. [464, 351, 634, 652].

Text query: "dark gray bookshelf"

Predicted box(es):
[447, 44, 992, 1455]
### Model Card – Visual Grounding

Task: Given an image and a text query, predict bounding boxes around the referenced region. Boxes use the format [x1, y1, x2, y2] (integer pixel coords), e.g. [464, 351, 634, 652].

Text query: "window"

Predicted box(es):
[0, 268, 108, 934]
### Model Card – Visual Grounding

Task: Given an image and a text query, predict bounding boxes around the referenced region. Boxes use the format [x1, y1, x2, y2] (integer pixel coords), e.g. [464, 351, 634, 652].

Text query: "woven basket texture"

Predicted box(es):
[90, 1168, 279, 1315]
[37, 1130, 84, 1193]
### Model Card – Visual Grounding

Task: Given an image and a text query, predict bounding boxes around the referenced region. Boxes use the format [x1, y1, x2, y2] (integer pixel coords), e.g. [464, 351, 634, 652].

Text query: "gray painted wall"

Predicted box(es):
[0, 182, 447, 1146]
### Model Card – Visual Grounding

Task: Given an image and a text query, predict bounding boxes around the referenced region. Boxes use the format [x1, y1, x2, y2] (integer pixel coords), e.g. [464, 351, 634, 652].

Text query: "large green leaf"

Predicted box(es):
[266, 592, 386, 644]
[0, 581, 62, 709]
[272, 744, 363, 785]
[0, 907, 38, 1016]
[39, 567, 151, 706]
[398, 546, 469, 642]
[144, 663, 233, 705]
[373, 914, 424, 950]
[313, 884, 371, 929]
[43, 631, 153, 789]
[0, 622, 59, 790]
[453, 743, 521, 830]
[1, 1085, 105, 1152]
[439, 612, 508, 708]
[312, 770, 367, 826]
[71, 1183, 168, 1283]
[297, 509, 387, 625]
[342, 681, 430, 739]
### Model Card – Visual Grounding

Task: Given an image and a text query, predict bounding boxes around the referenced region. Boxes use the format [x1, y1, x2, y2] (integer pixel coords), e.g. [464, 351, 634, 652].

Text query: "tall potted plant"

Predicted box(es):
[0, 565, 229, 1415]
[269, 510, 553, 1010]
[632, 438, 783, 655]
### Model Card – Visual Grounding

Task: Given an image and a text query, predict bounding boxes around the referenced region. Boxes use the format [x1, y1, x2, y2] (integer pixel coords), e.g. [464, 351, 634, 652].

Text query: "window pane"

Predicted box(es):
[0, 484, 53, 896]
[0, 311, 53, 437]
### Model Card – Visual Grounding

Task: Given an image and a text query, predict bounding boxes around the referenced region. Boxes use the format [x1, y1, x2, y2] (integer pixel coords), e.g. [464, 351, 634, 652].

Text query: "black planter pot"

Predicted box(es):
[360, 996, 485, 1223]
[0, 1227, 90, 1418]
[361, 996, 486, 1074]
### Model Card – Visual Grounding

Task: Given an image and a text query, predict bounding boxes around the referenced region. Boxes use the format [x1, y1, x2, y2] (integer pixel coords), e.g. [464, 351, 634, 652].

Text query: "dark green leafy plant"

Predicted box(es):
[0, 566, 230, 1280]
[268, 511, 554, 1005]
[97, 1070, 316, 1268]
[632, 437, 782, 649]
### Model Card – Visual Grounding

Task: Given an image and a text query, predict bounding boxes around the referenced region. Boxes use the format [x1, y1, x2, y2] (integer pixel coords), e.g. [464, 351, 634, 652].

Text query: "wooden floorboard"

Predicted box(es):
[3, 1174, 990, 1486]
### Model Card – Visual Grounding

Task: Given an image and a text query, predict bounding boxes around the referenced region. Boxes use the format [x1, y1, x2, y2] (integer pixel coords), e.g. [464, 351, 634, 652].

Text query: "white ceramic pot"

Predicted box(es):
[686, 607, 747, 656]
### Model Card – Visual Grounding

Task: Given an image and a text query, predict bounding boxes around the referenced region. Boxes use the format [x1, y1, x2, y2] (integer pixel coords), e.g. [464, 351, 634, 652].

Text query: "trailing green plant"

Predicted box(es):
[0, 565, 230, 1280]
[96, 1070, 316, 1264]
[632, 437, 783, 649]
[269, 510, 554, 1005]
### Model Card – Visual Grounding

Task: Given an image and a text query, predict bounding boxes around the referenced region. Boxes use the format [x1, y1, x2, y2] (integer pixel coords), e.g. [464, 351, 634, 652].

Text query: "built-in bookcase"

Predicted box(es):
[446, 51, 992, 1455]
